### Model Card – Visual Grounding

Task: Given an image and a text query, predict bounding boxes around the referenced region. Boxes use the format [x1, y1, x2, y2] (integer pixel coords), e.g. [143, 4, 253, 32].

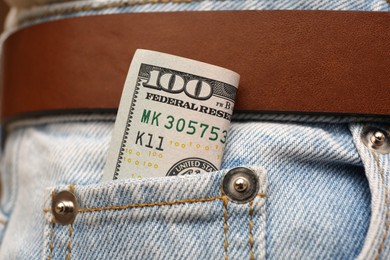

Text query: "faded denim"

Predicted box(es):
[0, 0, 390, 259]
[0, 114, 389, 259]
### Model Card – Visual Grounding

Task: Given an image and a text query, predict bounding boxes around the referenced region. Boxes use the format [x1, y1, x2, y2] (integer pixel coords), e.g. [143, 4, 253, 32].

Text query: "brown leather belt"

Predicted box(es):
[1, 10, 390, 120]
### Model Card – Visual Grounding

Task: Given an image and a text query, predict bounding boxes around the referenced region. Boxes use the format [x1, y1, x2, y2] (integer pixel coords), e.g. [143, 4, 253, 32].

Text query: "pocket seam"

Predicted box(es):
[49, 191, 56, 260]
[249, 200, 255, 260]
[221, 190, 228, 260]
[372, 150, 389, 260]
[67, 225, 73, 260]
[43, 194, 266, 214]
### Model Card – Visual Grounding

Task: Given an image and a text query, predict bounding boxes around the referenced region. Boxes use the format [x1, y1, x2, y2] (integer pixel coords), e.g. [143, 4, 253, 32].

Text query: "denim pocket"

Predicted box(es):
[349, 124, 390, 260]
[43, 168, 267, 259]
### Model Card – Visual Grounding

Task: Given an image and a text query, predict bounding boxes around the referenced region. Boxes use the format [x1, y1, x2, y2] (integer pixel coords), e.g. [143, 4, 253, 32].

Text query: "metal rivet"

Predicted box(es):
[55, 201, 75, 215]
[52, 191, 78, 225]
[362, 127, 390, 155]
[222, 167, 259, 204]
[233, 177, 248, 193]
[370, 131, 386, 147]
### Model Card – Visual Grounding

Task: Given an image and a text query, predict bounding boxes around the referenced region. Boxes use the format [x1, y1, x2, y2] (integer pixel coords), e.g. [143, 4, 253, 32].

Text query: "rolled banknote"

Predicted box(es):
[103, 49, 240, 180]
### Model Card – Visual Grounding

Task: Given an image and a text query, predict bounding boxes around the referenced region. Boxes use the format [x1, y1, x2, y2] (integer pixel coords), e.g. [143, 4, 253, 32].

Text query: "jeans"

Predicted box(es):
[1, 0, 390, 259]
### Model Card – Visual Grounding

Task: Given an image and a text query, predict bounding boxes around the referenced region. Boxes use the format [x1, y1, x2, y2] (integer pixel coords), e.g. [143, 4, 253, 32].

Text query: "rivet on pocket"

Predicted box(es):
[222, 167, 260, 204]
[52, 190, 78, 225]
[361, 127, 390, 154]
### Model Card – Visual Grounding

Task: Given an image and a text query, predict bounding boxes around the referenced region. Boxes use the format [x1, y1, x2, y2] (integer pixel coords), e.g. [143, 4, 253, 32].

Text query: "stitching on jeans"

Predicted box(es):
[48, 191, 56, 260]
[41, 189, 266, 259]
[0, 219, 7, 225]
[18, 0, 205, 25]
[42, 194, 267, 213]
[66, 225, 73, 260]
[66, 184, 74, 260]
[372, 151, 389, 260]
[222, 195, 229, 260]
[249, 200, 254, 260]
[220, 187, 229, 260]
[48, 215, 55, 260]
[80, 195, 224, 212]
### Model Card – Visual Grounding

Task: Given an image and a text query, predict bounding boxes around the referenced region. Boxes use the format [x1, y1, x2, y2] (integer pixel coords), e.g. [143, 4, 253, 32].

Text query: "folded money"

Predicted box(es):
[103, 50, 240, 180]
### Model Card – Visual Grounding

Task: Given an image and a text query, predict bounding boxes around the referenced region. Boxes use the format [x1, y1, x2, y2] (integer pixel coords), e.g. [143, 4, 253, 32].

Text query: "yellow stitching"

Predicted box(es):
[66, 225, 73, 260]
[41, 189, 267, 259]
[18, 0, 203, 25]
[373, 151, 389, 260]
[249, 200, 254, 260]
[48, 215, 55, 260]
[42, 193, 268, 213]
[66, 184, 74, 260]
[222, 196, 229, 260]
[79, 195, 224, 213]
[0, 219, 7, 225]
[49, 191, 56, 260]
[220, 187, 229, 260]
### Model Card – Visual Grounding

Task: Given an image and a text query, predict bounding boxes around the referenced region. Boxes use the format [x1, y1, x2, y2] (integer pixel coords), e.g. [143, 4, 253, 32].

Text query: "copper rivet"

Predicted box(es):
[52, 191, 78, 225]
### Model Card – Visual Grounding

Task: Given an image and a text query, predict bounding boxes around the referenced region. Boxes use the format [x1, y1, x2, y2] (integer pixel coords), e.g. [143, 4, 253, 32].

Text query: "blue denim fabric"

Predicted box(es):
[1, 0, 390, 259]
[43, 167, 266, 259]
[0, 113, 389, 259]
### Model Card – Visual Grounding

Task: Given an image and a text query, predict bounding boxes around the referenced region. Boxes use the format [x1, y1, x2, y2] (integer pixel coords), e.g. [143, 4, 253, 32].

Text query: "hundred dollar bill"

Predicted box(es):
[103, 50, 240, 180]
